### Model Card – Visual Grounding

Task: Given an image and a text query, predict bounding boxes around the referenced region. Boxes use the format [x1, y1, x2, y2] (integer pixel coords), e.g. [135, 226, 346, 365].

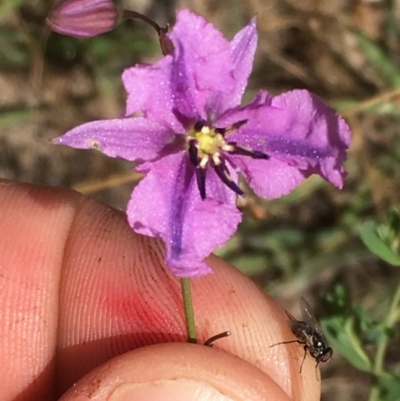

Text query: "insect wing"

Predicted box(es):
[287, 319, 308, 337]
[291, 320, 315, 346]
[284, 308, 313, 344]
[299, 297, 319, 329]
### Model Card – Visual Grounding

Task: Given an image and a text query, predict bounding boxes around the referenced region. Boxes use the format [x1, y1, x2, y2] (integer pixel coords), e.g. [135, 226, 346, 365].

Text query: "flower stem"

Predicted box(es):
[180, 277, 197, 343]
[121, 9, 173, 55]
[121, 9, 161, 34]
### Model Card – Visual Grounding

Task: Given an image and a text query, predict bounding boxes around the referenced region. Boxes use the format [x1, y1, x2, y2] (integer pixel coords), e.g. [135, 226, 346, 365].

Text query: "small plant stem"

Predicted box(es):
[121, 9, 162, 34]
[368, 280, 400, 401]
[120, 9, 172, 55]
[181, 277, 197, 343]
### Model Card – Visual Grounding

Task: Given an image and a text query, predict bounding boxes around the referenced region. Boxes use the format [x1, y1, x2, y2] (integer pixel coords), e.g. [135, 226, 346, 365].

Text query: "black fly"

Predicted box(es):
[271, 297, 332, 373]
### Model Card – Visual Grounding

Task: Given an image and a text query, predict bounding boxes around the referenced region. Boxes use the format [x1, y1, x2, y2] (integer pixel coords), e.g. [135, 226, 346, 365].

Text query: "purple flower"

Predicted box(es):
[47, 0, 118, 38]
[53, 9, 351, 277]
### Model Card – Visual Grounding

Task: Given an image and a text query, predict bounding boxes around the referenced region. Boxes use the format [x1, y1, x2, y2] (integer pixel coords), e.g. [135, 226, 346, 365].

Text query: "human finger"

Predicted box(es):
[0, 181, 319, 401]
[60, 343, 291, 401]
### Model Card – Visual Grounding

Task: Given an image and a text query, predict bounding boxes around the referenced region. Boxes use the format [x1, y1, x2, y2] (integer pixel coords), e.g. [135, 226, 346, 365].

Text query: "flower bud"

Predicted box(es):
[47, 0, 119, 38]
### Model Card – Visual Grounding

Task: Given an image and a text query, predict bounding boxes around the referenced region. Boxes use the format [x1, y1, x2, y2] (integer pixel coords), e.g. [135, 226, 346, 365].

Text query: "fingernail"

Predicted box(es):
[108, 379, 234, 401]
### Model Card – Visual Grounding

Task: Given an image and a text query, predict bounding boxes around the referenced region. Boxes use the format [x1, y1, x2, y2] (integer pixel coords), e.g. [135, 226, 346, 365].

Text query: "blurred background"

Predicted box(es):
[1, 0, 400, 400]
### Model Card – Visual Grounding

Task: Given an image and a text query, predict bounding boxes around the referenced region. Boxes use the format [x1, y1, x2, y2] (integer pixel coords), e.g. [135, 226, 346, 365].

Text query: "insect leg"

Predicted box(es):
[270, 340, 304, 348]
[204, 331, 231, 347]
[299, 345, 308, 373]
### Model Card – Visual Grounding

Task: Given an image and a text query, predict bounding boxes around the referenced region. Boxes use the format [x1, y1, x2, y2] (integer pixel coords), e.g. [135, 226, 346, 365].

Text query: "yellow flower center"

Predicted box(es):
[191, 124, 234, 168]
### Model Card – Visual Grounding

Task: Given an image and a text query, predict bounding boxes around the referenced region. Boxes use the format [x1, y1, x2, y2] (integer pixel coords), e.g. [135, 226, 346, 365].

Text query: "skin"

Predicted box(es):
[0, 180, 320, 401]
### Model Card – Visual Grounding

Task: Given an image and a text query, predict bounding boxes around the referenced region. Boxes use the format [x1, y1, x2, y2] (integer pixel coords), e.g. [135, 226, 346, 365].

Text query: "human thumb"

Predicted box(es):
[59, 343, 291, 401]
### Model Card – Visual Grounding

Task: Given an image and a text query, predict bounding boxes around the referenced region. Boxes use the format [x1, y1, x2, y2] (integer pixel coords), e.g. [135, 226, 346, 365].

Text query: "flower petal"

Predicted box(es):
[221, 17, 258, 111]
[53, 117, 174, 162]
[168, 9, 236, 120]
[127, 152, 241, 277]
[206, 164, 239, 204]
[225, 90, 350, 188]
[268, 90, 351, 187]
[122, 57, 184, 132]
[228, 154, 306, 198]
[216, 98, 291, 135]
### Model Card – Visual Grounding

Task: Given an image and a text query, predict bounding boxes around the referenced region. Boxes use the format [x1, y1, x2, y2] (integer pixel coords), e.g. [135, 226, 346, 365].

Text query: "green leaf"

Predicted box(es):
[360, 221, 400, 266]
[394, 363, 400, 377]
[356, 308, 393, 345]
[377, 373, 400, 401]
[387, 208, 400, 248]
[322, 286, 373, 371]
[0, 109, 30, 127]
[321, 317, 372, 371]
[355, 30, 400, 88]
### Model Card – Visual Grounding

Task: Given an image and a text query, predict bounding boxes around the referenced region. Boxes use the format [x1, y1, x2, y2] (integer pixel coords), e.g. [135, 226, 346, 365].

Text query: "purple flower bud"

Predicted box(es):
[46, 0, 119, 37]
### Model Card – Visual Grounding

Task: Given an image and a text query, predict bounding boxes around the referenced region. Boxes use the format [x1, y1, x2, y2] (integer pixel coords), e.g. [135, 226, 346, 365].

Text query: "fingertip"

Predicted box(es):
[60, 343, 291, 401]
[189, 255, 321, 401]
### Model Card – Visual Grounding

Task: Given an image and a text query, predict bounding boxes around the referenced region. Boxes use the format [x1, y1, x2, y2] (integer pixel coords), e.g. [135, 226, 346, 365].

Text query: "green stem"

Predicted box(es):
[181, 277, 197, 343]
[368, 281, 400, 401]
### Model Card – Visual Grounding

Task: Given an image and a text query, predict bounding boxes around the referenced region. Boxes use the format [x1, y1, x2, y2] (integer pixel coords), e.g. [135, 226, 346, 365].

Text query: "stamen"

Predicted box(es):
[212, 153, 221, 165]
[194, 120, 207, 132]
[201, 126, 211, 135]
[188, 119, 255, 199]
[199, 155, 209, 169]
[214, 163, 244, 196]
[222, 143, 235, 152]
[231, 145, 270, 160]
[231, 119, 248, 131]
[188, 140, 199, 166]
[215, 119, 248, 136]
[195, 168, 207, 200]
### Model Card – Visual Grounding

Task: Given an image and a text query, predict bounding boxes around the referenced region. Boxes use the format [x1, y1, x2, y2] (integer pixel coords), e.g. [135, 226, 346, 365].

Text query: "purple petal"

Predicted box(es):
[52, 117, 174, 162]
[226, 90, 351, 188]
[228, 155, 306, 198]
[216, 101, 291, 135]
[122, 57, 184, 132]
[205, 165, 239, 204]
[127, 152, 241, 277]
[270, 90, 351, 147]
[270, 90, 350, 188]
[218, 17, 258, 112]
[168, 9, 236, 120]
